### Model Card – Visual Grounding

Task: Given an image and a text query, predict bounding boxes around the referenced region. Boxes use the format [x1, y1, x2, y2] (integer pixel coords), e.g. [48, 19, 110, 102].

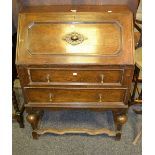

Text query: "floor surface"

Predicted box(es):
[13, 104, 142, 155]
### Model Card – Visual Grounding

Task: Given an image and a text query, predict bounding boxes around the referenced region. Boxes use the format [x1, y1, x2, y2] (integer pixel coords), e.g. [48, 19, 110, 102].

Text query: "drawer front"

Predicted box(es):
[24, 87, 127, 103]
[28, 68, 124, 85]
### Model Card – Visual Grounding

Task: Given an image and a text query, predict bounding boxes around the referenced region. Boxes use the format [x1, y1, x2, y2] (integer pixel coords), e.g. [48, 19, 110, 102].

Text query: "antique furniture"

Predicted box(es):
[131, 13, 142, 144]
[130, 5, 142, 108]
[12, 32, 25, 128]
[132, 48, 142, 145]
[16, 4, 135, 139]
[12, 0, 25, 128]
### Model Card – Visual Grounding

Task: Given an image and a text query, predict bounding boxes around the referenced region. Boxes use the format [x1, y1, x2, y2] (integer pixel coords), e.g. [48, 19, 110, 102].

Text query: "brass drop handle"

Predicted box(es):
[46, 74, 50, 83]
[98, 94, 102, 102]
[100, 74, 104, 84]
[49, 93, 53, 102]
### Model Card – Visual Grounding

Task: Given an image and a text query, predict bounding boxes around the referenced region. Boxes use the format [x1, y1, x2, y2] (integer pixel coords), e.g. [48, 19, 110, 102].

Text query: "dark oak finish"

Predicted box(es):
[16, 6, 134, 65]
[17, 65, 133, 87]
[25, 87, 127, 103]
[16, 5, 134, 139]
[28, 68, 123, 85]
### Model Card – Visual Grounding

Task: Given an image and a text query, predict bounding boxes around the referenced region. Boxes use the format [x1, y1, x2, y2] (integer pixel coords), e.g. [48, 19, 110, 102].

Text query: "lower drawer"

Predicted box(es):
[24, 87, 127, 104]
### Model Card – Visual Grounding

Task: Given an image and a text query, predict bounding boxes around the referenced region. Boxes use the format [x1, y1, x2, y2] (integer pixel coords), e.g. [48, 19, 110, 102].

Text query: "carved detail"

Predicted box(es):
[62, 32, 87, 45]
[33, 128, 116, 137]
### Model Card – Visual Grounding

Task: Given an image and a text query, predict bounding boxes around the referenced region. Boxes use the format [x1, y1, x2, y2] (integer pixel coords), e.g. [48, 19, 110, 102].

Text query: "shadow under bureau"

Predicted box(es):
[16, 5, 134, 139]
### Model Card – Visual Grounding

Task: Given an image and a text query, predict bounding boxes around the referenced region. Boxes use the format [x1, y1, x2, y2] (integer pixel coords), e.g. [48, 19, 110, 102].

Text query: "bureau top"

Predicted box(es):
[16, 5, 134, 66]
[21, 5, 131, 13]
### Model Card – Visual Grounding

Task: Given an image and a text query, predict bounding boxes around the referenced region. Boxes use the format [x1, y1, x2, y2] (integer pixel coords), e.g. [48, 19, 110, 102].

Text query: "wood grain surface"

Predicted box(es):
[16, 5, 134, 65]
[16, 5, 134, 139]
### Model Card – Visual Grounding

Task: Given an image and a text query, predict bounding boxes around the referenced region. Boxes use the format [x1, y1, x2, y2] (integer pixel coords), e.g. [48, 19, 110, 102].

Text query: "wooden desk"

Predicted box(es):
[16, 5, 134, 139]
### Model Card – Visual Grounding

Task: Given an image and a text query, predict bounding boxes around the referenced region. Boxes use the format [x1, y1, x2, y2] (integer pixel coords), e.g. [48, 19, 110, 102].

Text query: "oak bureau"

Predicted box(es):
[16, 5, 134, 139]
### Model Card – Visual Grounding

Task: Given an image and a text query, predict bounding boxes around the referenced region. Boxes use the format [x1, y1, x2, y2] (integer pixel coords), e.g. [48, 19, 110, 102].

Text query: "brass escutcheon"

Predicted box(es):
[62, 32, 87, 45]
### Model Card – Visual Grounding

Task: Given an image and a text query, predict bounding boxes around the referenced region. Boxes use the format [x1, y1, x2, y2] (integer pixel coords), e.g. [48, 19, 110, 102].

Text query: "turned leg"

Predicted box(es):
[26, 113, 40, 130]
[26, 111, 43, 139]
[113, 112, 127, 140]
[12, 90, 25, 128]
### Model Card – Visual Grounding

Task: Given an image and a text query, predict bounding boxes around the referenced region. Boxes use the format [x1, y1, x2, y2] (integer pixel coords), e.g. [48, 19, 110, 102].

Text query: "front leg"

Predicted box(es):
[113, 111, 127, 140]
[26, 111, 43, 139]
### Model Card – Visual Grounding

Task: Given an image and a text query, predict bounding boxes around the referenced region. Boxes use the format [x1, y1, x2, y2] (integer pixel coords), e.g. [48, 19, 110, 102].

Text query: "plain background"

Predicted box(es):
[0, 0, 154, 154]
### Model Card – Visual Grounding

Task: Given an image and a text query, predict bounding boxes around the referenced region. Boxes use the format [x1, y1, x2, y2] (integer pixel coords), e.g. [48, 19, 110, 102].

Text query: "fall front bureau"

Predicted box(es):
[16, 5, 134, 139]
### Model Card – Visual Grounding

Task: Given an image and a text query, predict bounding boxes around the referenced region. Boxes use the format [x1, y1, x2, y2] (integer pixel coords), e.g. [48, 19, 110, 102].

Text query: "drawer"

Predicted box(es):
[24, 87, 127, 104]
[27, 68, 124, 85]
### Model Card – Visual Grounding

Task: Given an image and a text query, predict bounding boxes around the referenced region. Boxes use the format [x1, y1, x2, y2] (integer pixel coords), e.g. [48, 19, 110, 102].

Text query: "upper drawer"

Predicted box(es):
[28, 68, 124, 86]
